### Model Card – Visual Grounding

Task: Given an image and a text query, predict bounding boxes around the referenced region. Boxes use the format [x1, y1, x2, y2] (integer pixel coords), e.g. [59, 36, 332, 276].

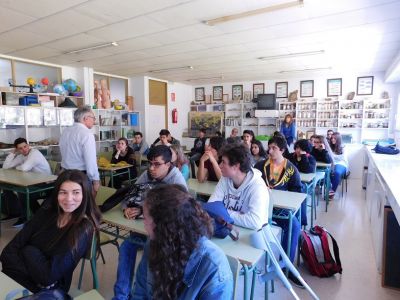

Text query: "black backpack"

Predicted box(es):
[1, 191, 21, 217]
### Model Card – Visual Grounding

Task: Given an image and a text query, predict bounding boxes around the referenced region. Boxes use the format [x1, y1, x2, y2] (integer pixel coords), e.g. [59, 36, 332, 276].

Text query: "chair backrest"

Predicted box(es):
[226, 255, 240, 300]
[47, 160, 60, 175]
[267, 188, 273, 224]
[95, 186, 117, 206]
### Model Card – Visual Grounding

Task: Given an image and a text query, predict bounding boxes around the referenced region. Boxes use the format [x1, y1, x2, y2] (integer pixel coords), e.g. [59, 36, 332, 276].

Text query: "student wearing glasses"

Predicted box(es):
[113, 145, 187, 300]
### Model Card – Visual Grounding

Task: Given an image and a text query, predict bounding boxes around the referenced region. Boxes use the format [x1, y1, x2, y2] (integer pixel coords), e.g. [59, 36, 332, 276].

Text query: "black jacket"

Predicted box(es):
[191, 137, 207, 155]
[287, 153, 316, 174]
[310, 148, 332, 164]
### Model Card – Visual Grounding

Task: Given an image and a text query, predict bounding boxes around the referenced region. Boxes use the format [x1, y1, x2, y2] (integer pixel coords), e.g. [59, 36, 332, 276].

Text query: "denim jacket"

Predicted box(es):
[132, 236, 233, 299]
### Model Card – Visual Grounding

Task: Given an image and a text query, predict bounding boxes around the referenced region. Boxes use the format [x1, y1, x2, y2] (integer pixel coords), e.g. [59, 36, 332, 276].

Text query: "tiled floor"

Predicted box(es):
[1, 179, 400, 299]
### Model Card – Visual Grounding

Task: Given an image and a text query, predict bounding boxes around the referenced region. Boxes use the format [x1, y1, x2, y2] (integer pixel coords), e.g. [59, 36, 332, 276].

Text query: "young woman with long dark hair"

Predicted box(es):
[251, 139, 267, 165]
[133, 184, 233, 300]
[329, 132, 348, 198]
[0, 170, 101, 293]
[280, 114, 296, 150]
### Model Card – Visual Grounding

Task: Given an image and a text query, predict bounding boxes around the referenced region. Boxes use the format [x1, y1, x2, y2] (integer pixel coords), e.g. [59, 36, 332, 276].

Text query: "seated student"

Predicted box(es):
[110, 137, 137, 189]
[188, 128, 207, 177]
[310, 135, 333, 164]
[273, 131, 290, 158]
[242, 129, 255, 150]
[309, 134, 318, 148]
[254, 136, 303, 287]
[287, 139, 316, 226]
[226, 127, 241, 144]
[2, 137, 52, 227]
[152, 129, 180, 147]
[132, 184, 233, 299]
[0, 170, 101, 293]
[251, 139, 267, 165]
[329, 132, 348, 199]
[214, 131, 223, 137]
[113, 145, 187, 300]
[170, 144, 190, 181]
[197, 136, 225, 183]
[327, 129, 334, 150]
[132, 132, 149, 155]
[208, 143, 268, 230]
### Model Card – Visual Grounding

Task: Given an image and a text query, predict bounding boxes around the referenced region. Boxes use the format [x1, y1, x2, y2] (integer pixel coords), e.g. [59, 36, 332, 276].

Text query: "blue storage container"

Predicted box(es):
[129, 113, 139, 126]
[19, 95, 38, 106]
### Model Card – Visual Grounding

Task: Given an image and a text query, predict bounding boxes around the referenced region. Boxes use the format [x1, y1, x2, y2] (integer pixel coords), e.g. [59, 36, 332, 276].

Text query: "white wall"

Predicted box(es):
[129, 76, 147, 140]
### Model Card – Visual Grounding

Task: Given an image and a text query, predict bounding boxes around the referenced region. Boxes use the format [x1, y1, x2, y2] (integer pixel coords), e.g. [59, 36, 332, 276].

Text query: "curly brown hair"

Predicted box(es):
[144, 184, 213, 300]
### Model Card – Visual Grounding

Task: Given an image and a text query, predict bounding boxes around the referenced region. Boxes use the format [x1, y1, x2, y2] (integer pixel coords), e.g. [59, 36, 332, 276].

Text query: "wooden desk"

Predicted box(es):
[98, 164, 133, 188]
[0, 169, 57, 234]
[102, 206, 263, 300]
[188, 178, 217, 196]
[0, 271, 30, 299]
[316, 162, 332, 212]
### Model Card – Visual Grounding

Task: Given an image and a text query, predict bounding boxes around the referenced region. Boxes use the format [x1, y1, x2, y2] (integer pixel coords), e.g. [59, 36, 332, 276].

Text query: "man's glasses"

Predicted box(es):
[87, 115, 96, 121]
[148, 161, 167, 168]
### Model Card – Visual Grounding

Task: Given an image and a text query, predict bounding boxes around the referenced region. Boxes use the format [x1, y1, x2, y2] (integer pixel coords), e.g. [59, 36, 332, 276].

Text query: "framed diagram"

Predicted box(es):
[327, 78, 342, 96]
[213, 86, 223, 101]
[357, 76, 374, 95]
[275, 82, 288, 98]
[300, 80, 314, 97]
[232, 85, 243, 100]
[195, 87, 205, 101]
[253, 83, 264, 99]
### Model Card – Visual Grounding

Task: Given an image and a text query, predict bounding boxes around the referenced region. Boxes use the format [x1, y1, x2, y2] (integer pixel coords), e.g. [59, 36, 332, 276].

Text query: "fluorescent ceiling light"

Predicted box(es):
[186, 76, 224, 81]
[258, 50, 325, 61]
[65, 42, 118, 54]
[279, 67, 332, 74]
[204, 0, 304, 26]
[149, 66, 193, 73]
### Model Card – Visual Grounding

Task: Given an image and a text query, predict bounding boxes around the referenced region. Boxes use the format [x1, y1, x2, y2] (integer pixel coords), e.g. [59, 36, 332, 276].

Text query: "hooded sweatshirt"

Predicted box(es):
[208, 168, 269, 230]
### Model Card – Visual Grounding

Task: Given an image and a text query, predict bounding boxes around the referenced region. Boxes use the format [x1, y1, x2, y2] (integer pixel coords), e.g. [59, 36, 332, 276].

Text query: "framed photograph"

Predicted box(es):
[244, 91, 252, 102]
[189, 111, 224, 136]
[300, 80, 314, 97]
[194, 87, 205, 102]
[253, 83, 264, 99]
[357, 76, 374, 95]
[213, 86, 223, 101]
[327, 78, 342, 96]
[232, 84, 243, 100]
[275, 82, 288, 98]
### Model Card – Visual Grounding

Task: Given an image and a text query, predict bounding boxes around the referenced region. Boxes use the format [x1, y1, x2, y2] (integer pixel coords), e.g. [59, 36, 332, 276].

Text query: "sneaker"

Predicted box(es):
[288, 272, 305, 289]
[12, 218, 26, 228]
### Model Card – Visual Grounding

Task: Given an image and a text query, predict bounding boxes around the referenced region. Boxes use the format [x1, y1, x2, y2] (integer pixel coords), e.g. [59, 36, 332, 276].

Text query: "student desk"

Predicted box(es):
[0, 169, 57, 234]
[74, 289, 105, 300]
[1, 271, 30, 299]
[300, 172, 317, 227]
[101, 206, 264, 300]
[98, 164, 133, 188]
[188, 178, 217, 196]
[316, 162, 331, 212]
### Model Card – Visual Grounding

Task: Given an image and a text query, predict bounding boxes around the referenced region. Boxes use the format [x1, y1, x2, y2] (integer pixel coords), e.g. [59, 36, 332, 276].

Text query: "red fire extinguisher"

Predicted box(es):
[172, 108, 178, 123]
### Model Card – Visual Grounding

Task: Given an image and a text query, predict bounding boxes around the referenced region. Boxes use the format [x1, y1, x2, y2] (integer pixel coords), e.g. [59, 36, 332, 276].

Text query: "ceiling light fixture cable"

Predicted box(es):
[204, 0, 304, 26]
[65, 42, 118, 54]
[186, 76, 224, 81]
[258, 50, 325, 61]
[149, 66, 194, 73]
[279, 67, 332, 73]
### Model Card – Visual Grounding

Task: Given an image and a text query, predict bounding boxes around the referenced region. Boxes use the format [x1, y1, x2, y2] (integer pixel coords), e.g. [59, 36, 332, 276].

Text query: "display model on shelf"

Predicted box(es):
[338, 99, 364, 130]
[316, 99, 339, 130]
[296, 99, 317, 129]
[361, 98, 391, 142]
[0, 91, 84, 107]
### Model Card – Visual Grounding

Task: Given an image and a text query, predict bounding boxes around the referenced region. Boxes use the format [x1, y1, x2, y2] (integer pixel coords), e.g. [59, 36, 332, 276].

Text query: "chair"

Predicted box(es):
[47, 160, 60, 175]
[134, 151, 147, 177]
[77, 233, 99, 290]
[95, 186, 119, 263]
[226, 255, 240, 300]
[250, 224, 319, 300]
[341, 170, 351, 198]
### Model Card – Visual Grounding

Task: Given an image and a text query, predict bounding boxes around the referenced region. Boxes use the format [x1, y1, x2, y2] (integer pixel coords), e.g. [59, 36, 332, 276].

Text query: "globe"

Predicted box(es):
[54, 84, 67, 95]
[62, 79, 78, 93]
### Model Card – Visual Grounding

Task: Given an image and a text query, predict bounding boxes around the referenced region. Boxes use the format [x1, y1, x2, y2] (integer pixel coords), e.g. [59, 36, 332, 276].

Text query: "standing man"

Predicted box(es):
[132, 132, 149, 155]
[3, 137, 52, 227]
[189, 128, 207, 178]
[59, 106, 100, 196]
[226, 128, 241, 144]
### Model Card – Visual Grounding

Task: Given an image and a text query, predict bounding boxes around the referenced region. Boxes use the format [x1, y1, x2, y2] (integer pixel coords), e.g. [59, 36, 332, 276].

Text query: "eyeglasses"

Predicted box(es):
[148, 161, 167, 168]
[86, 115, 96, 121]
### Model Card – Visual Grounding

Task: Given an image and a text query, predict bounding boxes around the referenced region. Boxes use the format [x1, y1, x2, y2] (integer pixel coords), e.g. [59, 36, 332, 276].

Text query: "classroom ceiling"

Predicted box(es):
[0, 0, 400, 84]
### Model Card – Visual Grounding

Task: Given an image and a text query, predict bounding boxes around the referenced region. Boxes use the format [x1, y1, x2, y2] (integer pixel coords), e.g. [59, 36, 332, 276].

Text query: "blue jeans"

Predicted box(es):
[330, 164, 347, 192]
[273, 213, 301, 262]
[112, 233, 147, 300]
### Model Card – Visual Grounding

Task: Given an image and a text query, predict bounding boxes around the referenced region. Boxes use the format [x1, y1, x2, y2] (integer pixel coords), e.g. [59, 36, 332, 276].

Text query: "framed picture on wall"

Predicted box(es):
[300, 80, 314, 97]
[253, 83, 264, 99]
[327, 78, 342, 96]
[195, 87, 205, 101]
[213, 86, 223, 101]
[275, 82, 288, 98]
[232, 84, 243, 100]
[244, 91, 252, 102]
[357, 76, 374, 95]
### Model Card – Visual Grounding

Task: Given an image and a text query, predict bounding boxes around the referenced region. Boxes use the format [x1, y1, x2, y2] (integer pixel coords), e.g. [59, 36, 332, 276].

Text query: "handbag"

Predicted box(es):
[373, 142, 399, 155]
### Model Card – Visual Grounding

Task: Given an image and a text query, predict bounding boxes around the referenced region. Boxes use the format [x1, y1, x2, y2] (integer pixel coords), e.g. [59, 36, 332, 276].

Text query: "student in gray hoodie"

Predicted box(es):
[113, 145, 187, 300]
[208, 143, 269, 230]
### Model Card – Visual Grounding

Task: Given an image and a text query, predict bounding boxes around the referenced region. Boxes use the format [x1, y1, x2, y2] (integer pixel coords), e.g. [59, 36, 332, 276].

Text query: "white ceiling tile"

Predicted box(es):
[45, 34, 108, 51]
[0, 6, 36, 33]
[88, 16, 167, 41]
[0, 29, 52, 52]
[102, 37, 163, 54]
[8, 46, 62, 60]
[0, 0, 88, 18]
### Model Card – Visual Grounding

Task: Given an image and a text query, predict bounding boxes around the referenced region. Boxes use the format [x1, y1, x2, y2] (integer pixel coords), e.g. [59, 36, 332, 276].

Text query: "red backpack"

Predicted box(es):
[300, 226, 343, 277]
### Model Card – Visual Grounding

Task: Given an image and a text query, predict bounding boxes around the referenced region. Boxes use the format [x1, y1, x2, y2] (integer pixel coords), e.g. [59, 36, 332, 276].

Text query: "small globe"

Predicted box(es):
[54, 84, 67, 95]
[27, 77, 35, 86]
[62, 79, 78, 93]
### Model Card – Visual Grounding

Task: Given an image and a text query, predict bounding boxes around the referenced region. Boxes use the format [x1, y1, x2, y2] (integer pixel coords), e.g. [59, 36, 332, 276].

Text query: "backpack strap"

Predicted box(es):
[324, 229, 342, 273]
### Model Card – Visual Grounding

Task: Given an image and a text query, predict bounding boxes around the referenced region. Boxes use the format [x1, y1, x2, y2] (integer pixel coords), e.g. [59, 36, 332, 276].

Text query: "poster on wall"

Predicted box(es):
[195, 87, 205, 101]
[253, 83, 264, 99]
[357, 76, 374, 95]
[189, 111, 223, 137]
[300, 80, 314, 97]
[327, 78, 342, 96]
[275, 82, 288, 98]
[232, 85, 243, 100]
[213, 86, 223, 101]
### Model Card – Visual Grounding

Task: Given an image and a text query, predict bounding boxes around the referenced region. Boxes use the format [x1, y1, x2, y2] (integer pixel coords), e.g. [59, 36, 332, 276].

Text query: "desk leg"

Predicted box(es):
[25, 187, 31, 220]
[285, 211, 293, 276]
[0, 191, 2, 236]
[243, 264, 250, 300]
[325, 168, 331, 212]
[110, 171, 114, 188]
